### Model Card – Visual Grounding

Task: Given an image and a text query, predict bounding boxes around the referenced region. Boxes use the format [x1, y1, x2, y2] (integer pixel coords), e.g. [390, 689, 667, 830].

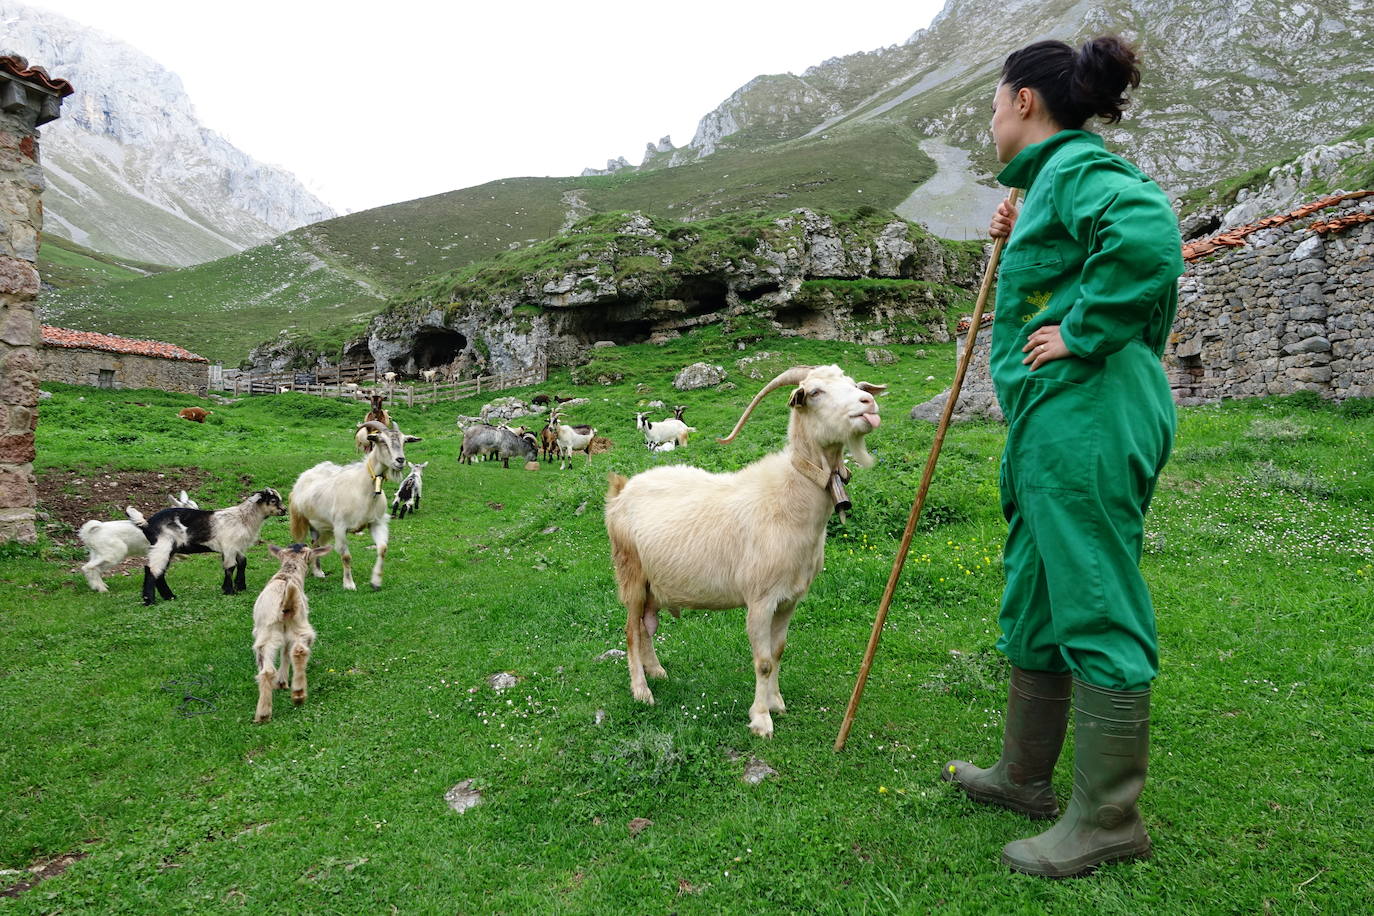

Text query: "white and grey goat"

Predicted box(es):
[140, 489, 287, 605]
[605, 365, 884, 737]
[390, 461, 428, 518]
[553, 412, 596, 470]
[636, 412, 695, 451]
[77, 492, 198, 592]
[289, 420, 421, 590]
[252, 543, 330, 723]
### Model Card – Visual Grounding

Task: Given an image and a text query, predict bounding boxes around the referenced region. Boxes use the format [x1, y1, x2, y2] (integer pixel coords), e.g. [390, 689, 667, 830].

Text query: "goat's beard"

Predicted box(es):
[847, 435, 876, 468]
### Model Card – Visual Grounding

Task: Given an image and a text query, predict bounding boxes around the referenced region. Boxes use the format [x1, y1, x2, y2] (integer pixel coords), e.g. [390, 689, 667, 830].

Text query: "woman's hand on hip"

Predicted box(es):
[989, 196, 1021, 239]
[1022, 325, 1071, 370]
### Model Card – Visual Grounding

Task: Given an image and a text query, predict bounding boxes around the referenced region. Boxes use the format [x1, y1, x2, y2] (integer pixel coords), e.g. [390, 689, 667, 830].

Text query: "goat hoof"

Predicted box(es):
[749, 716, 775, 739]
[646, 665, 667, 680]
[632, 686, 655, 705]
[292, 693, 306, 706]
[370, 583, 381, 591]
[253, 714, 271, 724]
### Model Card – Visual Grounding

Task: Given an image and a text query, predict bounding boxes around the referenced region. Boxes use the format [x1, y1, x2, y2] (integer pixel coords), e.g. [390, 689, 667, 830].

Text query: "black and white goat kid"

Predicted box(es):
[139, 488, 286, 605]
[390, 461, 428, 518]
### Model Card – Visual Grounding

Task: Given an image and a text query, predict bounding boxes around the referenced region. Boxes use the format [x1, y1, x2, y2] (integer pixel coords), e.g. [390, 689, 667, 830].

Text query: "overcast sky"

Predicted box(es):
[26, 0, 947, 213]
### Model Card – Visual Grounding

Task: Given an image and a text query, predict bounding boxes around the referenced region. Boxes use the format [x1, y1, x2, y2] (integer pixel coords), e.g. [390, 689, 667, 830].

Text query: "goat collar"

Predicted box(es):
[791, 453, 854, 521]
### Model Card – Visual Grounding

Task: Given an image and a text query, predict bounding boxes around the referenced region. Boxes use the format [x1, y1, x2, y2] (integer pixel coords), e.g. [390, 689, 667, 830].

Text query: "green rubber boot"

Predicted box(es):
[1002, 680, 1151, 877]
[942, 667, 1071, 819]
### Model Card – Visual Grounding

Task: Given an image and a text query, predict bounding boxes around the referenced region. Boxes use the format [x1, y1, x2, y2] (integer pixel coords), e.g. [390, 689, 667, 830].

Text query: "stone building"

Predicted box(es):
[40, 326, 209, 393]
[1169, 192, 1374, 403]
[1, 54, 71, 543]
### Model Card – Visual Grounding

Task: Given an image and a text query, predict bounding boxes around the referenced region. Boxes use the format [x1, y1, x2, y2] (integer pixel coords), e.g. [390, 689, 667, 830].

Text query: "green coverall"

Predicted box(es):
[990, 130, 1184, 691]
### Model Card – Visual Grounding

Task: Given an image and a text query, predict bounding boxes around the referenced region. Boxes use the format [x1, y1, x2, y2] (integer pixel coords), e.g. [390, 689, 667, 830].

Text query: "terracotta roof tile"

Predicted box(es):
[0, 55, 74, 97]
[1183, 189, 1374, 262]
[41, 326, 208, 363]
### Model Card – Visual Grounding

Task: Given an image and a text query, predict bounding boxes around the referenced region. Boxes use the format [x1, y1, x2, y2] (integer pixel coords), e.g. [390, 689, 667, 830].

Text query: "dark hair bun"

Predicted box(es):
[1071, 36, 1141, 124]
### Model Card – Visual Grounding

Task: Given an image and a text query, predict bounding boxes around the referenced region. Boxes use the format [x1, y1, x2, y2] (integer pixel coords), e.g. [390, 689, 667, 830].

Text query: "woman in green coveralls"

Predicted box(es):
[940, 36, 1184, 877]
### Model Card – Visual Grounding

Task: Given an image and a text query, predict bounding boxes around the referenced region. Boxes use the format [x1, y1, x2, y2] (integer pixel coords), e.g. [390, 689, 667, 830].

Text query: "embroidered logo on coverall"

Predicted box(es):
[1022, 290, 1053, 322]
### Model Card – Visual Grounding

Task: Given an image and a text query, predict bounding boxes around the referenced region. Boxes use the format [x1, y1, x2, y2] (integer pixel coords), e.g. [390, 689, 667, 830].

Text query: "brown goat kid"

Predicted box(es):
[178, 407, 212, 422]
[252, 543, 331, 723]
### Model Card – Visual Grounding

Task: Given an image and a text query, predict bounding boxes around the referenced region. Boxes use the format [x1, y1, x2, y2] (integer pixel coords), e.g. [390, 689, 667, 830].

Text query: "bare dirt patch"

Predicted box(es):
[0, 851, 88, 898]
[37, 466, 212, 542]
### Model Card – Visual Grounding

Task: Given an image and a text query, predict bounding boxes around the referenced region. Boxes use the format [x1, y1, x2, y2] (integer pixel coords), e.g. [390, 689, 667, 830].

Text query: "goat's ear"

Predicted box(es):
[311, 545, 333, 559]
[267, 544, 283, 558]
[404, 435, 422, 443]
[858, 382, 888, 395]
[367, 433, 381, 443]
[788, 386, 807, 407]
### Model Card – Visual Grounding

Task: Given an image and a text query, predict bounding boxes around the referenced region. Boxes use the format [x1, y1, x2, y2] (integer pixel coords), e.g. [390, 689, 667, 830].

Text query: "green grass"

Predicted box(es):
[36, 233, 171, 290]
[3, 332, 1372, 913]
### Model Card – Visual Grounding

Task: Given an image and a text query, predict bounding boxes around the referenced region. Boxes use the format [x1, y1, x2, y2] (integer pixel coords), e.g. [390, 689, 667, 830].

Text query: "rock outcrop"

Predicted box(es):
[364, 209, 983, 378]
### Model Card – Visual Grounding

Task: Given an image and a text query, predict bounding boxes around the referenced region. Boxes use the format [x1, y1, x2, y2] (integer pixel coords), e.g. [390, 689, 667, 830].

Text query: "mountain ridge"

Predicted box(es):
[2, 0, 335, 266]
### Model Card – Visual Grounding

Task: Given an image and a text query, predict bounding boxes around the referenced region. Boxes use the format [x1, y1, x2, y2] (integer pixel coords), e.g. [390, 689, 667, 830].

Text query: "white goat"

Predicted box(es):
[289, 420, 421, 590]
[252, 543, 330, 723]
[390, 461, 428, 518]
[383, 371, 398, 385]
[636, 413, 695, 450]
[555, 418, 596, 470]
[141, 489, 287, 605]
[420, 368, 440, 382]
[77, 492, 199, 592]
[605, 365, 885, 737]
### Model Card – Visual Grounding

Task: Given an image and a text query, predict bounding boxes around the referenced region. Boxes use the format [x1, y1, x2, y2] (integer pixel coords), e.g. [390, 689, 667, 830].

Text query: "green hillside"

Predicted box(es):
[37, 233, 171, 291]
[39, 124, 935, 365]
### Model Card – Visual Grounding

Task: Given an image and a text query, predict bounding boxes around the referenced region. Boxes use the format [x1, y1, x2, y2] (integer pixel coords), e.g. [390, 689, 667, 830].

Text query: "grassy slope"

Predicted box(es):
[36, 233, 171, 291]
[2, 329, 1371, 913]
[38, 122, 935, 366]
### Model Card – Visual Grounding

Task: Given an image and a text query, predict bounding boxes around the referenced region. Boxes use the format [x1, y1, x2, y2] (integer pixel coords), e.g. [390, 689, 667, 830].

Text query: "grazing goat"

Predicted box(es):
[252, 543, 330, 723]
[390, 461, 428, 517]
[555, 416, 596, 470]
[538, 418, 559, 462]
[77, 492, 199, 592]
[140, 489, 287, 605]
[605, 365, 885, 737]
[178, 407, 212, 423]
[290, 420, 421, 590]
[636, 413, 695, 450]
[460, 424, 537, 468]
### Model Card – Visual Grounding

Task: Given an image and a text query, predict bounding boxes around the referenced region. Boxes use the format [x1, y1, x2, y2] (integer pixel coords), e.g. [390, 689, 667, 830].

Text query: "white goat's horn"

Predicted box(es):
[717, 366, 814, 444]
[360, 420, 391, 434]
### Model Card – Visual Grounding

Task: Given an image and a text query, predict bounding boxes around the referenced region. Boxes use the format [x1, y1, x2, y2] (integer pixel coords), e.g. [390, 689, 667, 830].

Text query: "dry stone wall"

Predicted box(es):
[0, 101, 47, 541]
[1169, 195, 1374, 403]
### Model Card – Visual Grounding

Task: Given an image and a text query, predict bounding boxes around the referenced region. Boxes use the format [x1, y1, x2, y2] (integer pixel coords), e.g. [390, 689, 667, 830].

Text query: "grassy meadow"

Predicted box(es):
[2, 328, 1372, 913]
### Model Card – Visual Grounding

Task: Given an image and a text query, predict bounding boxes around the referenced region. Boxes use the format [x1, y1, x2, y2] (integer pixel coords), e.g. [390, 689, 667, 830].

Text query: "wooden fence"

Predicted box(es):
[213, 363, 547, 406]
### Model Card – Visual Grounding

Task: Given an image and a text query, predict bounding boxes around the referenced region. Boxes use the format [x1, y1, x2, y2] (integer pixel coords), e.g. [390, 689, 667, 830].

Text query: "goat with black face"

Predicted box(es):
[137, 488, 286, 605]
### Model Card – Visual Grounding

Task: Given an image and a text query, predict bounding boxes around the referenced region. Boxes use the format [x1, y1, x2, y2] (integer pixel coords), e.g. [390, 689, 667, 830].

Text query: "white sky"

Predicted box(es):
[26, 0, 947, 213]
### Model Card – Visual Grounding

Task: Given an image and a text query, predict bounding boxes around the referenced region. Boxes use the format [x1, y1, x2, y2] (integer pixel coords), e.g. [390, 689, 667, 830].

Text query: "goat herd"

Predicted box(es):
[74, 365, 886, 735]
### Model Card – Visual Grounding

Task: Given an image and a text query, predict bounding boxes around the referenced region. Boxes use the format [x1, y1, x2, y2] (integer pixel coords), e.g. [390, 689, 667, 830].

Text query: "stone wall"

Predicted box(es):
[41, 348, 208, 394]
[1169, 195, 1374, 403]
[0, 108, 46, 542]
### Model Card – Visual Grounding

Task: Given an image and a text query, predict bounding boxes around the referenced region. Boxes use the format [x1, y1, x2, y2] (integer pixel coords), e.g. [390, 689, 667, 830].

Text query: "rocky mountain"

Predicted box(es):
[1, 0, 335, 266]
[620, 0, 1373, 236]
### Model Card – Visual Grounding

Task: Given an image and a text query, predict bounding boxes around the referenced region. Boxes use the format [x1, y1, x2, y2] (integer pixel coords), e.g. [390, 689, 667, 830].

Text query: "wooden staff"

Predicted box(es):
[835, 188, 1022, 751]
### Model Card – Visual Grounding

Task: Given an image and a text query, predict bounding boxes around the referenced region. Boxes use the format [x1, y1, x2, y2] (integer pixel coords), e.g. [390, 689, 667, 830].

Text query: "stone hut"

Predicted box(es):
[41, 326, 209, 394]
[1169, 191, 1374, 403]
[1, 54, 71, 543]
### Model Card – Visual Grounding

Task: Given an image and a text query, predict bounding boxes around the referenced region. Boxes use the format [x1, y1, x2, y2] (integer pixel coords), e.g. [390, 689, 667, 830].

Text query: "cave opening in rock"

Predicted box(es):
[674, 278, 731, 315]
[413, 328, 468, 370]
